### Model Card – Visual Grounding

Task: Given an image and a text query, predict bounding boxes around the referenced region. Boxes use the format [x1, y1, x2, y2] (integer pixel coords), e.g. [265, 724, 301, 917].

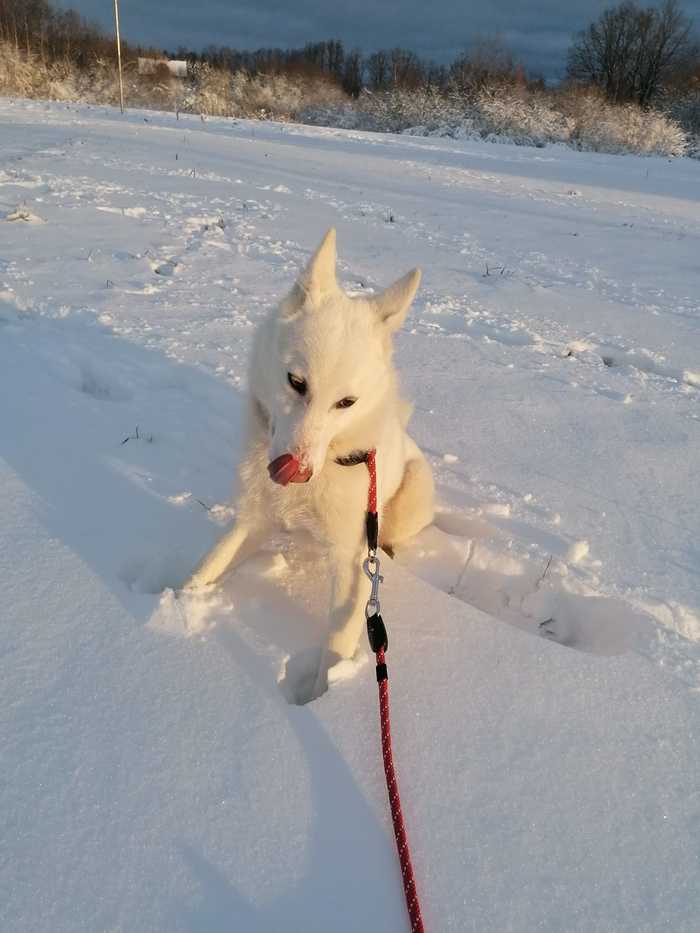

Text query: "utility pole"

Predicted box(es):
[114, 0, 125, 114]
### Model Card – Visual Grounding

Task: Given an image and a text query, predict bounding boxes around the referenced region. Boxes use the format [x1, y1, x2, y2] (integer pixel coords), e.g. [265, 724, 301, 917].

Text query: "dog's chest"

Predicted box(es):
[273, 462, 369, 542]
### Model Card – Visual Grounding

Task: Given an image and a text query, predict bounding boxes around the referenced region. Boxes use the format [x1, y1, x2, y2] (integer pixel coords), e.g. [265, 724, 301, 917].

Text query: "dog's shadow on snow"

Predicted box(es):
[170, 621, 402, 933]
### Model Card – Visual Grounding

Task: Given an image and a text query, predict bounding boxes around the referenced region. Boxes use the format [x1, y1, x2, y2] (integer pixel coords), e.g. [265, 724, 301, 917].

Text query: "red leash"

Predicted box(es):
[364, 450, 426, 933]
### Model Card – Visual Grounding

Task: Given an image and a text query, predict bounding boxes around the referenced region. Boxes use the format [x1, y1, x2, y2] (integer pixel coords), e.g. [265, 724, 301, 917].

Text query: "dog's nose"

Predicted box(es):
[268, 453, 313, 485]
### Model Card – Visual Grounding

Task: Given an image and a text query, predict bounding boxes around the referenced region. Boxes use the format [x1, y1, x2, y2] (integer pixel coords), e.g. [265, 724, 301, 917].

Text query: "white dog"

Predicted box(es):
[184, 229, 434, 693]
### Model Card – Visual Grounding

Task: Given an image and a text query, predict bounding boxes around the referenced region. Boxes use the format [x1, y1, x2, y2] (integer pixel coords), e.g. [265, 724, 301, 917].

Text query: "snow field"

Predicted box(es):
[1, 98, 699, 931]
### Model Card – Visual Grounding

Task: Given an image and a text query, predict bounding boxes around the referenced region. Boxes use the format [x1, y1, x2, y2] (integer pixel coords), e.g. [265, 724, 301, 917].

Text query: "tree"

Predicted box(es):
[0, 0, 51, 50]
[342, 48, 363, 97]
[567, 0, 696, 106]
[365, 47, 429, 89]
[449, 36, 515, 96]
[367, 49, 391, 89]
[388, 47, 425, 87]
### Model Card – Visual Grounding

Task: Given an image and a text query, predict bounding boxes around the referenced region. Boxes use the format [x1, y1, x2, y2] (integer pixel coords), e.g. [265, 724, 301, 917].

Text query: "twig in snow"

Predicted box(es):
[449, 539, 474, 596]
[483, 263, 509, 277]
[121, 425, 153, 445]
[535, 554, 553, 590]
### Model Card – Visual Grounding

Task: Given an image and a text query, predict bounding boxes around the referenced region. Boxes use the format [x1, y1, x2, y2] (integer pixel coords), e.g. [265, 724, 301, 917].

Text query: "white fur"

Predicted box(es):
[184, 228, 434, 692]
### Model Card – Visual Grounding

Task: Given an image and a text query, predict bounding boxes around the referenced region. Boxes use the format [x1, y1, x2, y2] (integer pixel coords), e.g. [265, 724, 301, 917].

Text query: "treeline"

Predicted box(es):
[170, 37, 536, 99]
[3, 0, 698, 106]
[0, 0, 158, 66]
[0, 0, 540, 97]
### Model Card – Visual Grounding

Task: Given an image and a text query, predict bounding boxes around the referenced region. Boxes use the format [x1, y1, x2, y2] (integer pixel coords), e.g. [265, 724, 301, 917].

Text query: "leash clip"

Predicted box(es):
[363, 555, 383, 619]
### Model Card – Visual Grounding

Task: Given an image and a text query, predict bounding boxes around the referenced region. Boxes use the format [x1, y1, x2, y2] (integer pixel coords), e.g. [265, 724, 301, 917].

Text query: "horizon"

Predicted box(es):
[53, 0, 700, 80]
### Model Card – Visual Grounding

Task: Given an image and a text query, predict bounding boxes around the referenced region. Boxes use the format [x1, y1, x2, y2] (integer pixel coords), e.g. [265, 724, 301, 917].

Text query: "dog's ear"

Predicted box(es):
[371, 268, 421, 332]
[281, 229, 337, 316]
[297, 228, 337, 304]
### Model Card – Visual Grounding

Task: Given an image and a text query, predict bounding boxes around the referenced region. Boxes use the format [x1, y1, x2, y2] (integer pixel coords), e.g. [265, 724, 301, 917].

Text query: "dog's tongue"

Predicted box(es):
[268, 453, 311, 485]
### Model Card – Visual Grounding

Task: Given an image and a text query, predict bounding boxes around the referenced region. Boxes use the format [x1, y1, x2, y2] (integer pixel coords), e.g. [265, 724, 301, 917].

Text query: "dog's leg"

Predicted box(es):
[312, 530, 369, 698]
[379, 452, 435, 550]
[326, 543, 369, 660]
[183, 521, 268, 590]
[183, 410, 273, 591]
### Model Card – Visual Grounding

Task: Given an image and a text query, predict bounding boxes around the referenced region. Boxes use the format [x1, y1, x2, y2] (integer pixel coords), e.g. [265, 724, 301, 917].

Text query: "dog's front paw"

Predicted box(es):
[279, 644, 369, 705]
[278, 647, 344, 705]
[326, 653, 368, 687]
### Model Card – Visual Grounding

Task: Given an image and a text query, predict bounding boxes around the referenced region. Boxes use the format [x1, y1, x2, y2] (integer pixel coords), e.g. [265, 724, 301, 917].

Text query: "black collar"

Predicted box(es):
[334, 450, 369, 466]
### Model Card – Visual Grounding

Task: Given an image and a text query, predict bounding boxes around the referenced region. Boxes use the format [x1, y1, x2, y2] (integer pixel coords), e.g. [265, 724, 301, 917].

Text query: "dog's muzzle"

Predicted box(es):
[267, 453, 313, 486]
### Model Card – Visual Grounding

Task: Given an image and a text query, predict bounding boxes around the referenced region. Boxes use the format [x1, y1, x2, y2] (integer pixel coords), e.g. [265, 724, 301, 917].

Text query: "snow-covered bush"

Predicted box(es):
[182, 63, 233, 116]
[661, 89, 700, 158]
[182, 67, 345, 121]
[400, 85, 686, 157]
[684, 133, 700, 159]
[44, 60, 81, 101]
[299, 101, 364, 129]
[354, 86, 465, 133]
[562, 92, 687, 156]
[374, 85, 573, 148]
[664, 89, 700, 134]
[474, 86, 573, 146]
[232, 71, 301, 118]
[0, 42, 46, 97]
[0, 42, 180, 110]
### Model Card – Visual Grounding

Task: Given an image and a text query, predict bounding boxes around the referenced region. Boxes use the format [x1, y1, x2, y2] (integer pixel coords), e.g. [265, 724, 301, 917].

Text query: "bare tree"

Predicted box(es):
[388, 47, 425, 87]
[567, 0, 695, 105]
[365, 47, 426, 89]
[342, 48, 363, 97]
[367, 49, 391, 90]
[0, 0, 51, 50]
[449, 36, 515, 97]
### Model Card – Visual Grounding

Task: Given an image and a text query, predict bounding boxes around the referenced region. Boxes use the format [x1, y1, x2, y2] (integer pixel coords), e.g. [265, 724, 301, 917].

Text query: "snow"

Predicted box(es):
[1, 97, 699, 932]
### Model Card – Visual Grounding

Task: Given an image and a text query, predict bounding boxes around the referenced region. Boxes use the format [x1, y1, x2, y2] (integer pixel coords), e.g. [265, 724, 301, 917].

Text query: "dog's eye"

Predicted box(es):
[335, 397, 357, 409]
[287, 373, 307, 395]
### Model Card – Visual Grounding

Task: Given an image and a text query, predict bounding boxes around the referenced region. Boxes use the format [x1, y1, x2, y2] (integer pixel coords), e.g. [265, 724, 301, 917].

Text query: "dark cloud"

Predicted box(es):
[56, 0, 700, 78]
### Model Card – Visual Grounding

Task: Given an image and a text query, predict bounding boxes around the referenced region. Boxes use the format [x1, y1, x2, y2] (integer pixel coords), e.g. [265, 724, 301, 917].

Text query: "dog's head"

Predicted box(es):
[257, 228, 421, 485]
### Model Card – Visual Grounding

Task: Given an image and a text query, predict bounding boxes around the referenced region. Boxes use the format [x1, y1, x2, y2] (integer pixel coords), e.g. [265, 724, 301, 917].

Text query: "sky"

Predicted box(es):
[56, 0, 700, 79]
